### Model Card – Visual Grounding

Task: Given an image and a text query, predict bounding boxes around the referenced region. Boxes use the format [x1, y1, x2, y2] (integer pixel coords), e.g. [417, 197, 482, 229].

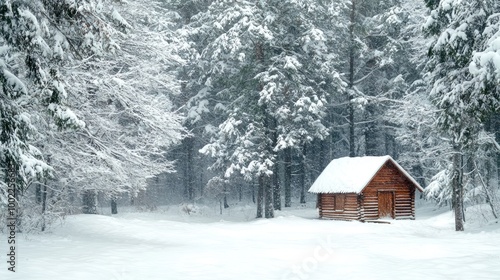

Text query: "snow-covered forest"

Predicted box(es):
[1, 0, 500, 232]
[1, 0, 500, 278]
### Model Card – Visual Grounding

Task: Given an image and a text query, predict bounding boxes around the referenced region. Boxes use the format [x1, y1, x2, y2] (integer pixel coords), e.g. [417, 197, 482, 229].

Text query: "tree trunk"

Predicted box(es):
[284, 147, 292, 207]
[256, 176, 264, 218]
[384, 129, 398, 159]
[255, 39, 273, 218]
[36, 183, 42, 204]
[264, 175, 274, 218]
[252, 183, 256, 204]
[272, 114, 281, 210]
[328, 110, 336, 161]
[273, 152, 281, 210]
[348, 0, 357, 158]
[452, 148, 464, 231]
[183, 137, 195, 201]
[300, 144, 307, 204]
[111, 198, 118, 214]
[348, 103, 355, 157]
[364, 104, 379, 156]
[200, 170, 204, 198]
[41, 184, 47, 231]
[82, 189, 98, 214]
[223, 185, 229, 209]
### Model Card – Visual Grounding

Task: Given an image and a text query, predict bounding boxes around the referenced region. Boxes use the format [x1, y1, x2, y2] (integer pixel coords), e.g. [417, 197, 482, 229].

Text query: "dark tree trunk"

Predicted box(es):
[183, 137, 195, 201]
[384, 128, 398, 159]
[256, 176, 264, 218]
[300, 144, 307, 204]
[364, 104, 379, 156]
[273, 152, 281, 210]
[199, 170, 204, 198]
[255, 40, 274, 218]
[252, 183, 256, 204]
[82, 190, 97, 214]
[222, 185, 230, 209]
[263, 112, 275, 217]
[284, 147, 292, 207]
[348, 0, 357, 158]
[348, 104, 355, 157]
[264, 175, 274, 218]
[111, 198, 118, 214]
[41, 183, 47, 231]
[272, 115, 281, 210]
[328, 110, 336, 161]
[452, 148, 464, 231]
[36, 183, 42, 204]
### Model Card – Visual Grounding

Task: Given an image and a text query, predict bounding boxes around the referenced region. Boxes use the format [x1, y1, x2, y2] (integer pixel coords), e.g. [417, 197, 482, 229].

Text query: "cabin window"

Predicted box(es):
[334, 194, 345, 211]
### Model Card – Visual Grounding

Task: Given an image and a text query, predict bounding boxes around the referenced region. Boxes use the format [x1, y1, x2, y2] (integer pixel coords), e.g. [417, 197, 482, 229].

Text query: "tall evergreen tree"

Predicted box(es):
[0, 0, 117, 226]
[424, 0, 500, 231]
[189, 0, 344, 217]
[1, 0, 186, 228]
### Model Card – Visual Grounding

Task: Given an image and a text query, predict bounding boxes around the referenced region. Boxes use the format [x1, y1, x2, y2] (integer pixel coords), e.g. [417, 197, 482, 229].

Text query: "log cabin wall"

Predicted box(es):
[361, 162, 416, 220]
[318, 193, 359, 220]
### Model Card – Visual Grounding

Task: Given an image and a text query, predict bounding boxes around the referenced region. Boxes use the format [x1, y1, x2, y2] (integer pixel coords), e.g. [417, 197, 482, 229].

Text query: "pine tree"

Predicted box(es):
[46, 0, 187, 215]
[424, 0, 500, 231]
[189, 0, 343, 217]
[1, 0, 187, 227]
[0, 0, 117, 227]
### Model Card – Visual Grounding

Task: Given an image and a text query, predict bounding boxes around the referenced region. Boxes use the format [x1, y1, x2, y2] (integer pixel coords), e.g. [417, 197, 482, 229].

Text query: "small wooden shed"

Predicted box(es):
[308, 156, 424, 221]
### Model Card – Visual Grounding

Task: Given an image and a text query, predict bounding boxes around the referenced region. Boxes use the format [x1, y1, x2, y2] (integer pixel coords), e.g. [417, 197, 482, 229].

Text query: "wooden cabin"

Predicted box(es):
[308, 156, 424, 221]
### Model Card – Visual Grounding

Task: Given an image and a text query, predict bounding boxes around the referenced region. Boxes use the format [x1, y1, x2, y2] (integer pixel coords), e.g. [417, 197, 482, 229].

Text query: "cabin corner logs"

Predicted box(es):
[315, 159, 421, 221]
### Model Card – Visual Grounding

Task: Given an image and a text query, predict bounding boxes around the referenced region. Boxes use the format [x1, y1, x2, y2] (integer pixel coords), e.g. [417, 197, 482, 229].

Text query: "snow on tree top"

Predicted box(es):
[308, 156, 423, 194]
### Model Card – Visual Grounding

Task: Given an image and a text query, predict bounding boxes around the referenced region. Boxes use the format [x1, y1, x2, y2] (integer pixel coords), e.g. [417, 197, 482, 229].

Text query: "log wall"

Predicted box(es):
[318, 193, 359, 220]
[361, 162, 416, 220]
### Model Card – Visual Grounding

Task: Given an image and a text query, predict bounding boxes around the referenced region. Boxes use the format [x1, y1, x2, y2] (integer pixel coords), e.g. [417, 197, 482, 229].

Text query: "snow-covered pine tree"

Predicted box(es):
[306, 0, 412, 159]
[261, 0, 344, 205]
[189, 0, 342, 217]
[0, 0, 119, 229]
[191, 1, 274, 218]
[424, 0, 500, 231]
[1, 0, 187, 229]
[40, 0, 187, 216]
[385, 0, 448, 187]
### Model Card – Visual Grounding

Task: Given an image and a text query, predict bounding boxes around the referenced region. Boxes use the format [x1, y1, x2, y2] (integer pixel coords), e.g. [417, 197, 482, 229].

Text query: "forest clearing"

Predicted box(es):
[1, 202, 499, 280]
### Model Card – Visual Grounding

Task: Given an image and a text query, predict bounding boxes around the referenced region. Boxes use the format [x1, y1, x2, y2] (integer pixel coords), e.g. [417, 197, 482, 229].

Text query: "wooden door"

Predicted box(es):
[378, 191, 394, 218]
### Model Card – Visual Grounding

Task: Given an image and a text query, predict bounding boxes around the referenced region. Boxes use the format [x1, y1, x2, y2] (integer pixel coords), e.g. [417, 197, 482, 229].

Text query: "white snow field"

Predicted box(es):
[2, 202, 500, 280]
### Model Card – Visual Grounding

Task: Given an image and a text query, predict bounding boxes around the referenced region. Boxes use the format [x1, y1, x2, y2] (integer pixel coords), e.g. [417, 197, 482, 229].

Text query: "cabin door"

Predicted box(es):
[378, 191, 394, 218]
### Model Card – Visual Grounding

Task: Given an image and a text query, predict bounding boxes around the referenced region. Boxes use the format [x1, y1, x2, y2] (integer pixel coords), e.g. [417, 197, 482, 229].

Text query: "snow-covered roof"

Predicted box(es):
[308, 156, 424, 194]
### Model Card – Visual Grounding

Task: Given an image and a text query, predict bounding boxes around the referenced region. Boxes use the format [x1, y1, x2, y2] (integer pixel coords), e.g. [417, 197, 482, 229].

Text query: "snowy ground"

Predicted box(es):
[2, 201, 500, 280]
